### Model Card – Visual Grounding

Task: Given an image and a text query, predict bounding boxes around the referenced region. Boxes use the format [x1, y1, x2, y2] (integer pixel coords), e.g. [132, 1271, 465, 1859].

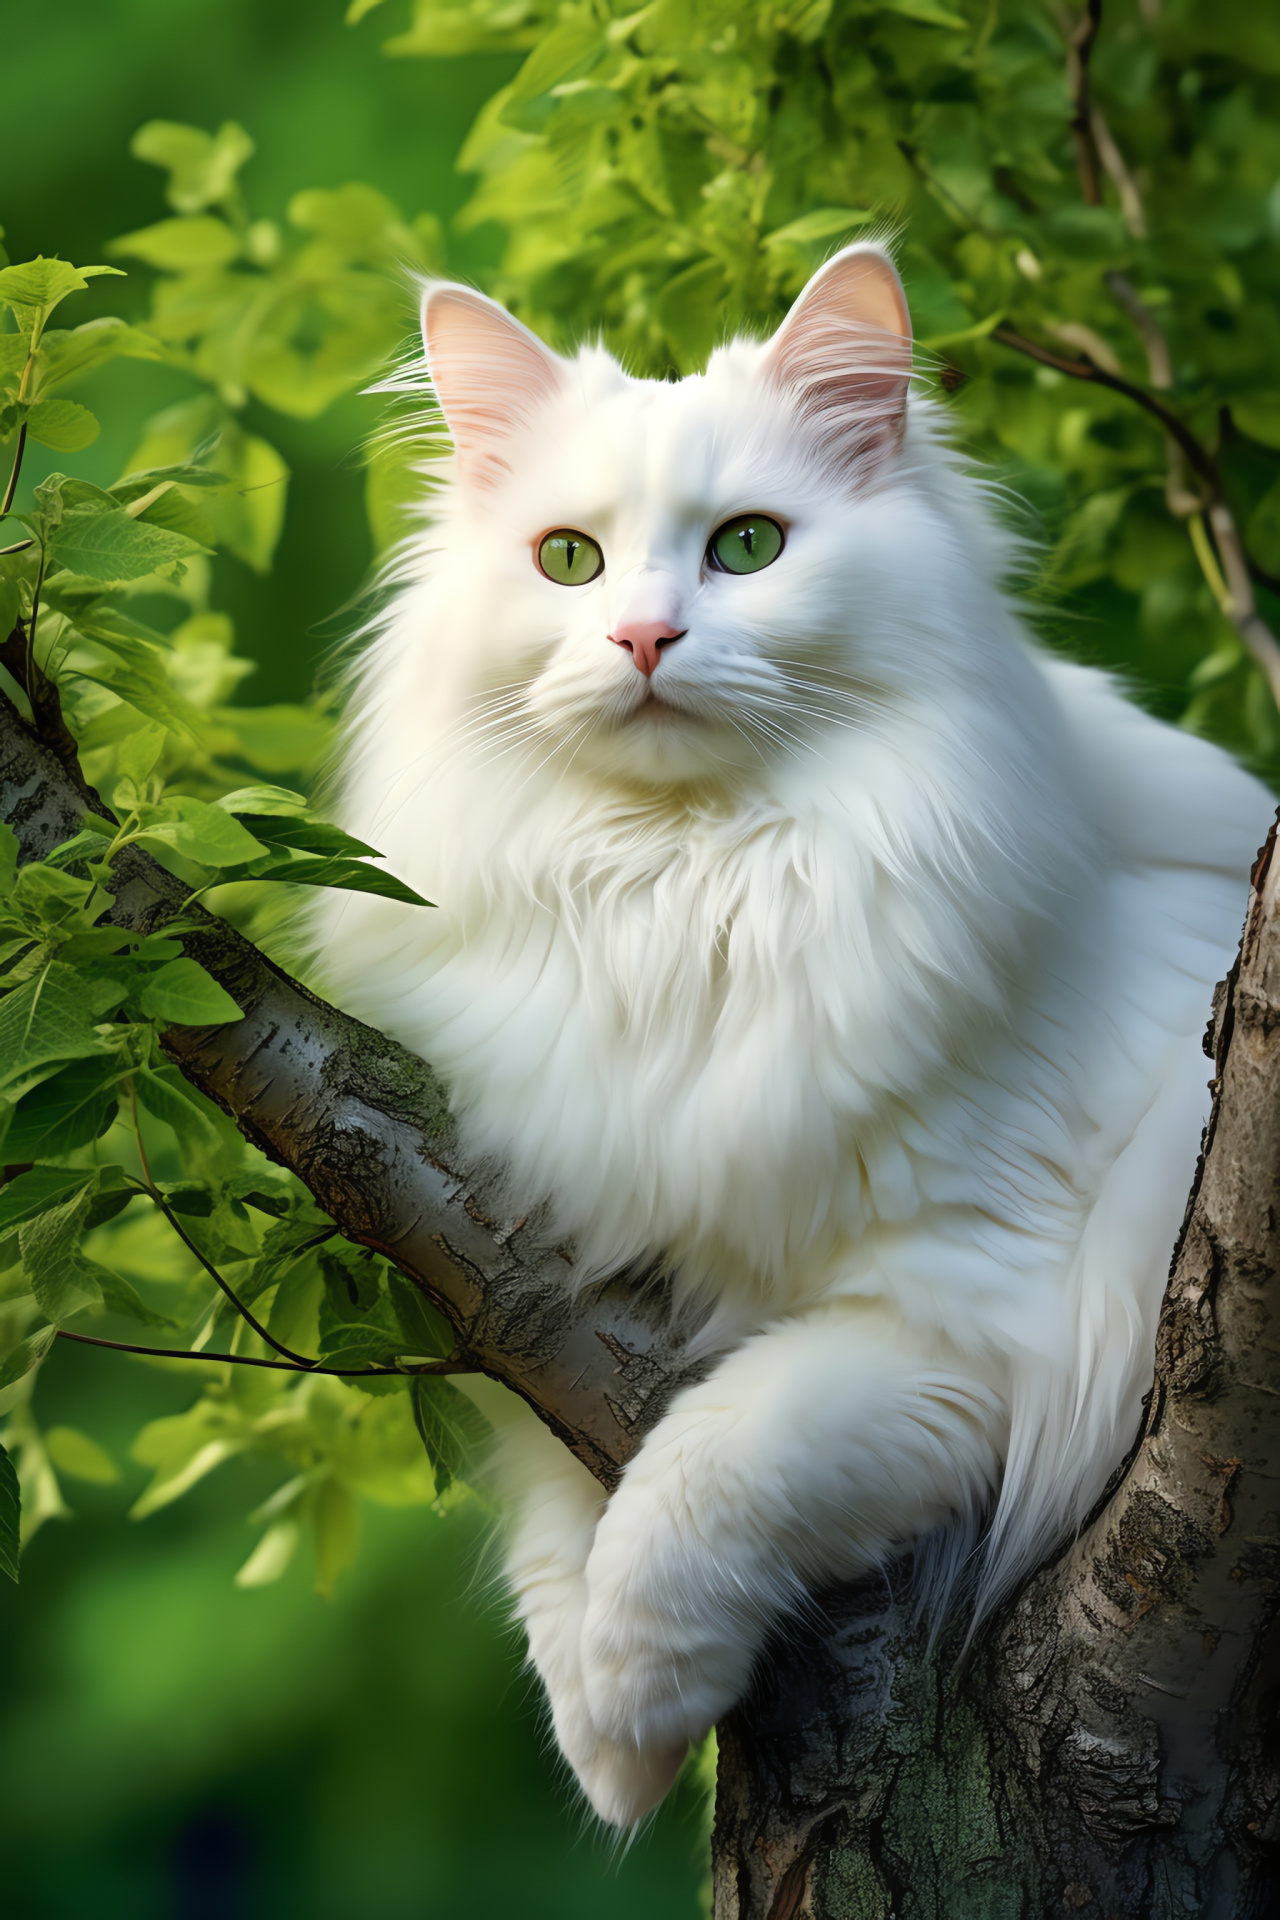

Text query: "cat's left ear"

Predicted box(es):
[421, 282, 567, 487]
[761, 244, 912, 472]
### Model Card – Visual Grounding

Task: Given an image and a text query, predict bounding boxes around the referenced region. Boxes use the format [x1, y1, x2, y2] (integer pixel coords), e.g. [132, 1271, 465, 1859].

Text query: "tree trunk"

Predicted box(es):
[3, 689, 1278, 1916]
[713, 830, 1280, 1919]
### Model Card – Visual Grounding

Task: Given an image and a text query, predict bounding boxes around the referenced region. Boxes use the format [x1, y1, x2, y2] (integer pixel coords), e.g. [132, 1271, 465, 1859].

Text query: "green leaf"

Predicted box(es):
[411, 1377, 491, 1494]
[50, 503, 209, 582]
[235, 1517, 301, 1588]
[134, 1064, 229, 1160]
[311, 1474, 360, 1597]
[3, 1057, 126, 1160]
[388, 1274, 451, 1357]
[137, 958, 244, 1027]
[245, 854, 433, 907]
[25, 398, 100, 452]
[95, 1270, 174, 1329]
[131, 120, 255, 215]
[0, 1166, 95, 1237]
[764, 208, 876, 247]
[0, 963, 125, 1095]
[0, 1443, 19, 1581]
[0, 822, 18, 900]
[209, 705, 332, 775]
[43, 1425, 119, 1485]
[239, 816, 383, 860]
[111, 216, 241, 271]
[877, 0, 967, 25]
[0, 257, 123, 323]
[19, 1190, 105, 1321]
[133, 795, 268, 866]
[215, 785, 308, 816]
[0, 1324, 56, 1393]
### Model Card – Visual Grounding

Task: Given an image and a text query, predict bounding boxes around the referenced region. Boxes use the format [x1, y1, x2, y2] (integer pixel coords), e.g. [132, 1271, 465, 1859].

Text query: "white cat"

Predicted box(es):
[320, 244, 1269, 1825]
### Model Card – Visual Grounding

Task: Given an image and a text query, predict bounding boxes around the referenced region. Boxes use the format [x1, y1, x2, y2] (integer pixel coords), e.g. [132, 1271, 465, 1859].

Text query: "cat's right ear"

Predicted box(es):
[420, 282, 566, 488]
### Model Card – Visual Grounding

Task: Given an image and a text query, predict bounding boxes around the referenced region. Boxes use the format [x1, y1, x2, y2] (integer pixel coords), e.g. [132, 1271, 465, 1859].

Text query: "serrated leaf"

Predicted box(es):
[0, 963, 125, 1093]
[0, 1166, 95, 1237]
[0, 1443, 19, 1580]
[137, 957, 244, 1027]
[26, 398, 100, 452]
[95, 1269, 174, 1329]
[0, 257, 122, 321]
[411, 1377, 491, 1494]
[19, 1189, 104, 1321]
[134, 1064, 228, 1159]
[0, 1324, 56, 1393]
[3, 1056, 126, 1160]
[50, 503, 209, 582]
[388, 1274, 451, 1357]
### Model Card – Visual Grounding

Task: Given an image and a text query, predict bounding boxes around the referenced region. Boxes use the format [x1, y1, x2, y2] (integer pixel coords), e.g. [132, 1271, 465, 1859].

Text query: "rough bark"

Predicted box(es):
[3, 686, 1278, 1915]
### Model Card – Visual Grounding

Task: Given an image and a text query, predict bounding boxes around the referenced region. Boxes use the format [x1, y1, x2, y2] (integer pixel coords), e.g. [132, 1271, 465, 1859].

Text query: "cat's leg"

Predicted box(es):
[496, 1414, 688, 1825]
[578, 1300, 1007, 1820]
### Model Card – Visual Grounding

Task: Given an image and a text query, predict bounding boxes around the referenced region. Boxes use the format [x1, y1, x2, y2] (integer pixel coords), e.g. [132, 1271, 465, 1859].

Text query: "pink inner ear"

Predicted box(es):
[422, 285, 565, 485]
[765, 248, 913, 466]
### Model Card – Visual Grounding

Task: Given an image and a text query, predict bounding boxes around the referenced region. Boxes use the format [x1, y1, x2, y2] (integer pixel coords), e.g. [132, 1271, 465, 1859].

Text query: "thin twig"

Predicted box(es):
[55, 1326, 475, 1377]
[1065, 1, 1104, 207]
[129, 1080, 315, 1367]
[991, 326, 1218, 490]
[0, 421, 28, 519]
[1091, 108, 1146, 238]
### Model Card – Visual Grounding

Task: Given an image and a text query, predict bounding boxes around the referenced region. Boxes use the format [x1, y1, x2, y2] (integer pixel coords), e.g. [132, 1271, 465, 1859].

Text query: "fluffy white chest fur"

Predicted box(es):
[320, 245, 1269, 1824]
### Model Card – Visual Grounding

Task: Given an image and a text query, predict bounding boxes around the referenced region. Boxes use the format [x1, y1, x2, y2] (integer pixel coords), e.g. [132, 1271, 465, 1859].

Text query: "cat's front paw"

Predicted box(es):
[580, 1494, 756, 1752]
[550, 1689, 687, 1826]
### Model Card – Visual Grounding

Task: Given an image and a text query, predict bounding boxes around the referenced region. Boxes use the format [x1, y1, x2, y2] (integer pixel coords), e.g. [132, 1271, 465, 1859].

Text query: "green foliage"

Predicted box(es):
[0, 181, 459, 1587]
[1, 0, 1277, 1655]
[369, 0, 1280, 771]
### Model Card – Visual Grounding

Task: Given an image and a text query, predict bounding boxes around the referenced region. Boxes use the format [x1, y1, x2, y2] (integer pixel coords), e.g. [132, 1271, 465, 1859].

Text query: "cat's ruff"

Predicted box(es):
[321, 244, 1269, 1824]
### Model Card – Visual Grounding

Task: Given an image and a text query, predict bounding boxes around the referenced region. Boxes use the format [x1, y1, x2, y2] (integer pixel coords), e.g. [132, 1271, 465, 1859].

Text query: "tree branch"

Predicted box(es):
[0, 687, 711, 1491]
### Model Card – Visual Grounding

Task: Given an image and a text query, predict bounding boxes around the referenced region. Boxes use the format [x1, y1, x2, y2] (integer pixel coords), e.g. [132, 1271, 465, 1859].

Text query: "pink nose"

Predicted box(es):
[609, 619, 686, 678]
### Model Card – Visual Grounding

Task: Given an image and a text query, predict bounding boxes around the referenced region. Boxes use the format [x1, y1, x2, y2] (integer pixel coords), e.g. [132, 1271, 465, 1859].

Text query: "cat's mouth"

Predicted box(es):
[630, 690, 685, 720]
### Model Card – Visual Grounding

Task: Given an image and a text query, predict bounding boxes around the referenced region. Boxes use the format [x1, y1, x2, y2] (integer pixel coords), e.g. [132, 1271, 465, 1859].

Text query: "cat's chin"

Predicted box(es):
[575, 709, 764, 788]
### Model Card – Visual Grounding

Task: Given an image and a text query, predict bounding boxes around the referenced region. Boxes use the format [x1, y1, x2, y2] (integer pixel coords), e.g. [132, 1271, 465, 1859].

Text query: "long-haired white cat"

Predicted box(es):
[320, 244, 1268, 1825]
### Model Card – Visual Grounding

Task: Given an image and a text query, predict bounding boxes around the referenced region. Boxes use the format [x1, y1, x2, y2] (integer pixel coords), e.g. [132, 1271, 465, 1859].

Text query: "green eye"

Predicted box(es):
[537, 528, 604, 585]
[708, 515, 784, 575]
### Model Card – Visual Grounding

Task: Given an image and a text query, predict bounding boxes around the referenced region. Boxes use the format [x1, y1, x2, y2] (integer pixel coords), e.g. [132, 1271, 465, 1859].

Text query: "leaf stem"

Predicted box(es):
[54, 1327, 474, 1377]
[127, 1081, 315, 1367]
[0, 421, 28, 519]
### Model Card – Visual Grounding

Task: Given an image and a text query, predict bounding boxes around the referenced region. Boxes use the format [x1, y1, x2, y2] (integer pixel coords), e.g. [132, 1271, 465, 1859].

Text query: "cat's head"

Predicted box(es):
[415, 245, 962, 791]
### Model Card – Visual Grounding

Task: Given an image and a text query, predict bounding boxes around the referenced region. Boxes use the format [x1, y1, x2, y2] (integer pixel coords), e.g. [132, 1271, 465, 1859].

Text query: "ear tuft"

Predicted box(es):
[761, 244, 912, 478]
[421, 283, 566, 488]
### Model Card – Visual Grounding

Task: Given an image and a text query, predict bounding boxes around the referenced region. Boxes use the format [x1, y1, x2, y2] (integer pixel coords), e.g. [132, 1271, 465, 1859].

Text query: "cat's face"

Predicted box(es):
[420, 246, 915, 790]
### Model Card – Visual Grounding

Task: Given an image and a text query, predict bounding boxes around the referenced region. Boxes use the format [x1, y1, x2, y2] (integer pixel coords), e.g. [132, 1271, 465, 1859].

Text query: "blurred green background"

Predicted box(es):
[0, 4, 705, 1913]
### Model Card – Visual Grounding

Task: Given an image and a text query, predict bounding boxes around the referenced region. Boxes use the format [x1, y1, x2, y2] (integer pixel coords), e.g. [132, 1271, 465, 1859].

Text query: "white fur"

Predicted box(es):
[318, 249, 1270, 1824]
